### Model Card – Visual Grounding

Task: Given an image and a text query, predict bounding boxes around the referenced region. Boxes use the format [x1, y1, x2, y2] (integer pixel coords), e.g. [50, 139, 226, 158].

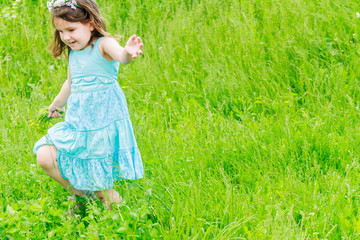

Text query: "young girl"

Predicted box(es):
[34, 0, 144, 209]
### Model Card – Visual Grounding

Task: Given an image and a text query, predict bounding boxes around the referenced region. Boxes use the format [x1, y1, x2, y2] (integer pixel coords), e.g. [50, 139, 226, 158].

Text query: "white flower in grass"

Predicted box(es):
[357, 12, 360, 18]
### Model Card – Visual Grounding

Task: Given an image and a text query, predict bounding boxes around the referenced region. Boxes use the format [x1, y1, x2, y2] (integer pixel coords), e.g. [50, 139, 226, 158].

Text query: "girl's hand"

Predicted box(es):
[124, 35, 143, 59]
[48, 104, 65, 118]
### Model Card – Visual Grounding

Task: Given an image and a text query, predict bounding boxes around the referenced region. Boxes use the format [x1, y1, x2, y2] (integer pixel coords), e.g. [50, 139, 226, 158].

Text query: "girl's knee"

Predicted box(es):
[36, 145, 57, 169]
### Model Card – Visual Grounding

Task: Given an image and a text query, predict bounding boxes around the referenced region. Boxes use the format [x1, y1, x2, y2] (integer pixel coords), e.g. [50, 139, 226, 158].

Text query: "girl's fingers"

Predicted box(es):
[129, 35, 142, 44]
[126, 36, 143, 58]
[55, 111, 62, 118]
[48, 110, 63, 118]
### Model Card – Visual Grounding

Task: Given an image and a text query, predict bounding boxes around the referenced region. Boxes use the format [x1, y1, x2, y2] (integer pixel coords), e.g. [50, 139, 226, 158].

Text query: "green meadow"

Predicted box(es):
[2, 0, 360, 238]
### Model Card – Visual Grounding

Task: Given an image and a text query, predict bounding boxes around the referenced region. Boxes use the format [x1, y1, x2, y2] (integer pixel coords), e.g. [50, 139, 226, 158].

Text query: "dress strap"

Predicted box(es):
[93, 37, 104, 46]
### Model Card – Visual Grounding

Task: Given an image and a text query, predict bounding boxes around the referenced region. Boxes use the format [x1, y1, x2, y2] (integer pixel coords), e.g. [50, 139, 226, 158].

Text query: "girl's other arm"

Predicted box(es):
[100, 35, 143, 65]
[48, 69, 71, 118]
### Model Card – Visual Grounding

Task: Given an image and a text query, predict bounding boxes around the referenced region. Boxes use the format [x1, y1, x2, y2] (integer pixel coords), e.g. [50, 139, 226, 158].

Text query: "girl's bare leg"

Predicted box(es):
[95, 189, 122, 210]
[36, 145, 85, 196]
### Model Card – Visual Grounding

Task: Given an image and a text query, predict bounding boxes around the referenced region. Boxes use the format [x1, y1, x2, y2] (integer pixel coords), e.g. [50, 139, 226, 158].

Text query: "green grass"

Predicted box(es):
[2, 0, 360, 238]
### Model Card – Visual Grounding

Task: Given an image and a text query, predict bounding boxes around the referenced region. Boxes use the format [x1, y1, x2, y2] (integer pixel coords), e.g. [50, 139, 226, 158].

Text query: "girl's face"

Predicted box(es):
[54, 17, 94, 51]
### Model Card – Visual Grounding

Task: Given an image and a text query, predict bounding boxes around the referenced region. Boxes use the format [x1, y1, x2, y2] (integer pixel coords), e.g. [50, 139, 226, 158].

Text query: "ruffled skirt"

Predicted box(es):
[33, 78, 144, 190]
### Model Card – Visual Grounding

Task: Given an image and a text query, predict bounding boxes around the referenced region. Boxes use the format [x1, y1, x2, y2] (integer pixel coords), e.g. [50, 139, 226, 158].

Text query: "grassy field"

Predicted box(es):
[2, 0, 360, 238]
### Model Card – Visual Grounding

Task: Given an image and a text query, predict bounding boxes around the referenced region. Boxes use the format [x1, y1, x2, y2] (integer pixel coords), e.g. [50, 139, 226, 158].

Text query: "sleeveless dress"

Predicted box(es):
[33, 37, 144, 191]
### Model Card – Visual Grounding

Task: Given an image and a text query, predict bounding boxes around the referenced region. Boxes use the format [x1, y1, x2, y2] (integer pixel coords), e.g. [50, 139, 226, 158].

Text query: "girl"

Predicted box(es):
[34, 0, 144, 209]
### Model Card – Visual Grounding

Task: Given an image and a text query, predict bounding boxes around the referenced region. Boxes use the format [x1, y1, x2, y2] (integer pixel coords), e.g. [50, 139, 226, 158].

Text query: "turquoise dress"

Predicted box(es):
[33, 37, 144, 191]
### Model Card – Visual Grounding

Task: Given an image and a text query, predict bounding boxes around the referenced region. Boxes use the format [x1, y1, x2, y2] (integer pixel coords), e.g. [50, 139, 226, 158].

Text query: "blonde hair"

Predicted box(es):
[50, 0, 110, 58]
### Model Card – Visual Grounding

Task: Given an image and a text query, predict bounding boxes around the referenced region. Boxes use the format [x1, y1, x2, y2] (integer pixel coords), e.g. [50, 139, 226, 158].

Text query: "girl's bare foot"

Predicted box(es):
[95, 189, 122, 210]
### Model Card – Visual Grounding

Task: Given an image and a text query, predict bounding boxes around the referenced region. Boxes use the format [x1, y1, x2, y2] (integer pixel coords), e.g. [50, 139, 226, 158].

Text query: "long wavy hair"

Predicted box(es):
[50, 0, 110, 58]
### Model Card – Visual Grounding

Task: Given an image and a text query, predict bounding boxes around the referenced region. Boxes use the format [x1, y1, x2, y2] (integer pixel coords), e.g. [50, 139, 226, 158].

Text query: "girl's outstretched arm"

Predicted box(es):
[99, 35, 143, 65]
[48, 69, 71, 118]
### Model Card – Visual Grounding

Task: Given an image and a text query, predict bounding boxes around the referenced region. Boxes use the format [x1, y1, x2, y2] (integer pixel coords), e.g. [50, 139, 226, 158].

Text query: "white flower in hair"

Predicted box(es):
[47, 0, 79, 12]
[47, 0, 56, 11]
[53, 0, 67, 8]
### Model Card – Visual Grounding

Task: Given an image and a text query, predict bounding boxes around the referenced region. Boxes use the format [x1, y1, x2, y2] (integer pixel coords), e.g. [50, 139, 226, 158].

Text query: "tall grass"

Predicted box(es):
[2, 0, 360, 238]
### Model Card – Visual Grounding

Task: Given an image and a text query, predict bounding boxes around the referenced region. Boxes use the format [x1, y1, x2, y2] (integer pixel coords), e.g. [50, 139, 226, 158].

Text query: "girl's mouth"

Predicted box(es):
[68, 41, 76, 46]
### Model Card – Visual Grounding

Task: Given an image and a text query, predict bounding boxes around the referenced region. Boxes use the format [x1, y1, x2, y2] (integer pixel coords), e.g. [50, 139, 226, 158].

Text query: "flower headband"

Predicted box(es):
[47, 0, 80, 12]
